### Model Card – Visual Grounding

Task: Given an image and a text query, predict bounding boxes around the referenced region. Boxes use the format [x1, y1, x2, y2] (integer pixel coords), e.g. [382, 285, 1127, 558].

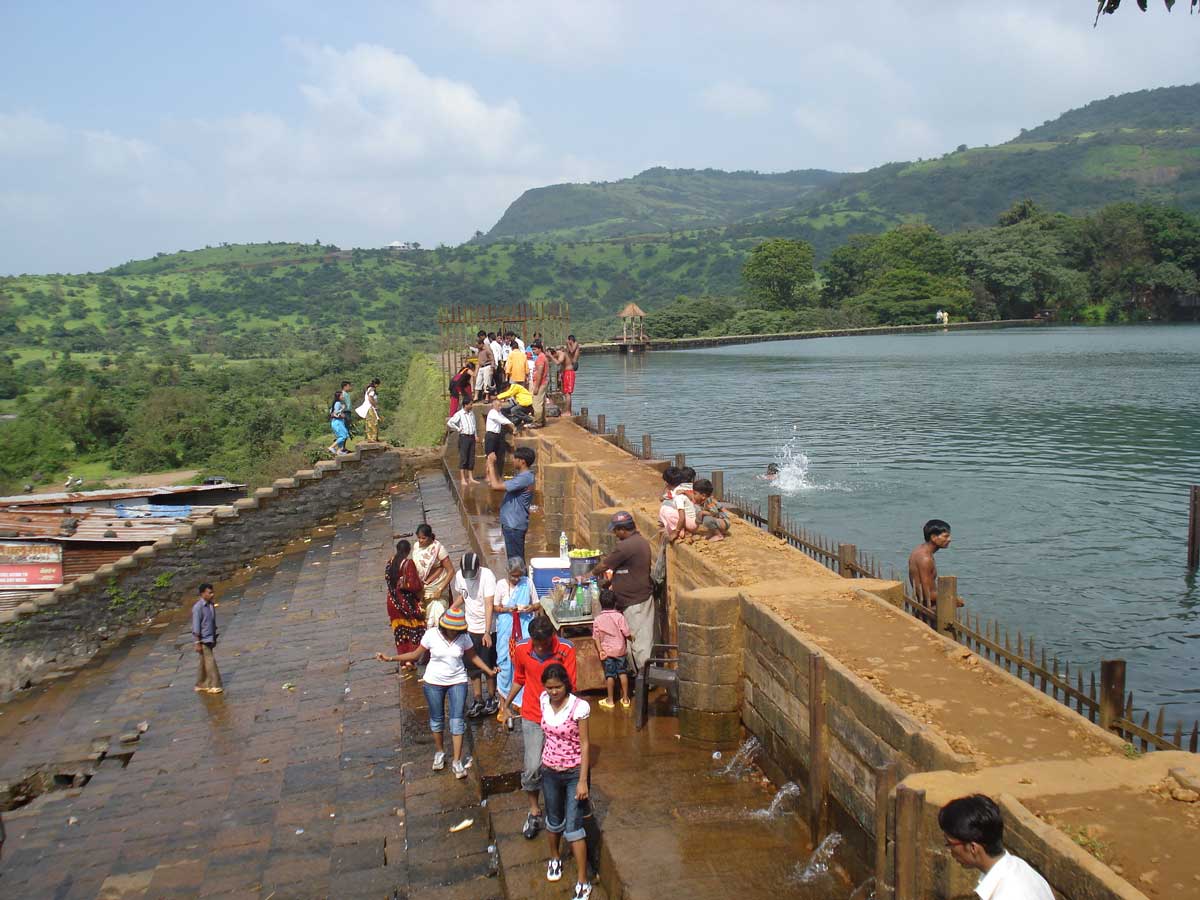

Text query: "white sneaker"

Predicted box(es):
[452, 759, 467, 780]
[432, 751, 446, 771]
[573, 883, 592, 899]
[546, 858, 563, 882]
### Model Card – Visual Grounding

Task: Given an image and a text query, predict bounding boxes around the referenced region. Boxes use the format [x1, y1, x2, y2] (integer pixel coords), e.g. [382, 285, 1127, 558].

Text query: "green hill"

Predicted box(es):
[483, 84, 1200, 244]
[483, 167, 843, 242]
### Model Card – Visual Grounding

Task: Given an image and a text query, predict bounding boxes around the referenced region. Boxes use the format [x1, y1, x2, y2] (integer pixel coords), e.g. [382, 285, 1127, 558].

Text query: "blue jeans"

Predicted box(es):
[502, 526, 527, 564]
[422, 680, 468, 736]
[542, 765, 586, 843]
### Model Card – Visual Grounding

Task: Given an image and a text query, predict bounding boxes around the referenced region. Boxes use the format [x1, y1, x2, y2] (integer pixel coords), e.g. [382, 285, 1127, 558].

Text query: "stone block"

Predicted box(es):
[678, 651, 741, 686]
[678, 708, 742, 748]
[34, 593, 59, 609]
[677, 622, 739, 657]
[192, 517, 217, 531]
[131, 546, 157, 560]
[253, 487, 277, 500]
[274, 477, 299, 489]
[678, 679, 740, 713]
[676, 586, 743, 628]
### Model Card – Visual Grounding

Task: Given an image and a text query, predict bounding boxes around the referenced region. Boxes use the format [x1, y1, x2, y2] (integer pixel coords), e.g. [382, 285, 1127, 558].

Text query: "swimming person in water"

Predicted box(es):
[908, 518, 954, 605]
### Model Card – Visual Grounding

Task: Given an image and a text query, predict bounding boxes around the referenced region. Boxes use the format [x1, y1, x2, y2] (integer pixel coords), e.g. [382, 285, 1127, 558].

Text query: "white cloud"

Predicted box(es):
[697, 81, 771, 118]
[428, 0, 624, 66]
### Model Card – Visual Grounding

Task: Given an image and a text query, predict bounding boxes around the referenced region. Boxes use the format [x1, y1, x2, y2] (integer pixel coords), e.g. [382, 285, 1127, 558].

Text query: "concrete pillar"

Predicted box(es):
[676, 586, 744, 750]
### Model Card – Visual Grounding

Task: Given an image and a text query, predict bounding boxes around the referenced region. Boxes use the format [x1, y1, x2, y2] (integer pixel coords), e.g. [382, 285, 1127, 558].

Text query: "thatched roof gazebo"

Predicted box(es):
[618, 302, 647, 343]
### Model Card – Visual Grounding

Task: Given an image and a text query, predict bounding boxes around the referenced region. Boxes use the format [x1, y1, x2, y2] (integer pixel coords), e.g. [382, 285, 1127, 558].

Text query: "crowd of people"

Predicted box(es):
[449, 331, 582, 427]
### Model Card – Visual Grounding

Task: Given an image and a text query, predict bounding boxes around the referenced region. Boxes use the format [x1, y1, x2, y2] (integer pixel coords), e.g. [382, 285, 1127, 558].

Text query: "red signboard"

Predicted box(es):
[0, 541, 63, 589]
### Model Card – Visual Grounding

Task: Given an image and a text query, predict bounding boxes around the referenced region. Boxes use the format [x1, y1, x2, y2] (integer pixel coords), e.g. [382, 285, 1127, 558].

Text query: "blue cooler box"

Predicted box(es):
[530, 557, 571, 602]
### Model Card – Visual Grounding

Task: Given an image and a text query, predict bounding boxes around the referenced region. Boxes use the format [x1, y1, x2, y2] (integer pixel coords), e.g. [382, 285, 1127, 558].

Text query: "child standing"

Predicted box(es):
[538, 663, 592, 899]
[592, 589, 631, 709]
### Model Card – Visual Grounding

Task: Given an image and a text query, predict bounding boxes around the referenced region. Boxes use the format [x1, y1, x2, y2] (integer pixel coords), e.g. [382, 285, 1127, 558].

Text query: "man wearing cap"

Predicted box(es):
[488, 445, 536, 563]
[591, 511, 654, 670]
[453, 552, 500, 717]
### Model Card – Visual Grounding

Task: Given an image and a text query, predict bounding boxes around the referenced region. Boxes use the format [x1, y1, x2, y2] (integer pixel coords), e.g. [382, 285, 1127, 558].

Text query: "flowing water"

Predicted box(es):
[794, 832, 844, 884]
[753, 781, 803, 818]
[574, 325, 1200, 720]
[715, 735, 762, 778]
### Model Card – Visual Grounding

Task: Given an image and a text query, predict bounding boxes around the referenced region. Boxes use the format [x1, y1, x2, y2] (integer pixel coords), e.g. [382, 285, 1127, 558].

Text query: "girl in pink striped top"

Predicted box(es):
[538, 663, 592, 899]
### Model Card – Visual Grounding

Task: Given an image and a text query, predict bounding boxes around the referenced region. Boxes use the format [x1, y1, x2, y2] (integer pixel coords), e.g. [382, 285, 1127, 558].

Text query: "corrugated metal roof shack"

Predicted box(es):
[0, 481, 246, 510]
[0, 483, 246, 616]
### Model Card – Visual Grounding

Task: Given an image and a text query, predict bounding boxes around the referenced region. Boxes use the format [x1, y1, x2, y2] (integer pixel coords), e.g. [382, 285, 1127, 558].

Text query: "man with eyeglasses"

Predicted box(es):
[939, 795, 1053, 899]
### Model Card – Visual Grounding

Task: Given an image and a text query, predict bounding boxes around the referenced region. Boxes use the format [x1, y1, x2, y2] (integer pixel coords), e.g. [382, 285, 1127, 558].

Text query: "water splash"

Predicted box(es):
[752, 781, 802, 818]
[716, 736, 761, 779]
[771, 429, 846, 494]
[794, 831, 843, 884]
[847, 876, 876, 899]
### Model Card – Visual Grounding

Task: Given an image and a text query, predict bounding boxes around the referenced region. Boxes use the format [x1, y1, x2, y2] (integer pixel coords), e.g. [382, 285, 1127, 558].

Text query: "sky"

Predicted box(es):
[1, 0, 1197, 275]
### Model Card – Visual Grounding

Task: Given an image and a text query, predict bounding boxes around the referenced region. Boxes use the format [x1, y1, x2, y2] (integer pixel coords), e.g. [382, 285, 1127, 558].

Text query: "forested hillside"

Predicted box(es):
[483, 84, 1200, 244]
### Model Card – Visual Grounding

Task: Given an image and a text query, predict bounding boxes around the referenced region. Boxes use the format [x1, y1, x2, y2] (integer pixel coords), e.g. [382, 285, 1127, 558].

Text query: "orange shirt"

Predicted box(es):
[506, 351, 529, 382]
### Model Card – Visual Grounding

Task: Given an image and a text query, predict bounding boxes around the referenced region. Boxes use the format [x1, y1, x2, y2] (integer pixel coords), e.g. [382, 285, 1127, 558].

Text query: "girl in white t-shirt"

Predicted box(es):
[376, 607, 498, 779]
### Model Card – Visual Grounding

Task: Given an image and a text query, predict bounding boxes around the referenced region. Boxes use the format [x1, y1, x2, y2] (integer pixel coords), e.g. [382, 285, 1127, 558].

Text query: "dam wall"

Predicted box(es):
[526, 419, 1195, 899]
[0, 444, 424, 699]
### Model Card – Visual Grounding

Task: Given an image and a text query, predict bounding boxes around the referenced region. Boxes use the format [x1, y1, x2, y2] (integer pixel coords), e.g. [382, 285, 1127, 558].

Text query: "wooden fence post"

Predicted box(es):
[674, 453, 687, 469]
[808, 654, 830, 841]
[893, 784, 924, 900]
[767, 495, 782, 536]
[596, 414, 606, 435]
[615, 423, 625, 448]
[711, 470, 724, 502]
[935, 575, 958, 634]
[579, 406, 589, 424]
[873, 764, 897, 900]
[1189, 485, 1199, 570]
[838, 543, 857, 578]
[642, 434, 653, 460]
[1099, 659, 1127, 732]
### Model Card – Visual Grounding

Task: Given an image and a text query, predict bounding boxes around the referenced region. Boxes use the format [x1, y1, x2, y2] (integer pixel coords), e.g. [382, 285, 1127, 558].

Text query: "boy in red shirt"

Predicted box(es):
[592, 589, 631, 709]
[500, 616, 577, 840]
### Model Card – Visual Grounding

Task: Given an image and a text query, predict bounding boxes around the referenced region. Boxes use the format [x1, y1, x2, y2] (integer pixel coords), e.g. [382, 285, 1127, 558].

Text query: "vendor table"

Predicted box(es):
[544, 602, 606, 693]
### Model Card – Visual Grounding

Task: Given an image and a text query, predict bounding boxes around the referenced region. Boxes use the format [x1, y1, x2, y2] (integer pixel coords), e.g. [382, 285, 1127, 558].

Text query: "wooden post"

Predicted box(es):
[674, 453, 686, 469]
[838, 543, 857, 578]
[579, 406, 588, 423]
[893, 784, 924, 900]
[1189, 485, 1200, 570]
[615, 423, 625, 448]
[596, 414, 606, 435]
[767, 494, 782, 536]
[642, 434, 653, 460]
[711, 470, 724, 501]
[935, 575, 958, 634]
[1099, 659, 1127, 731]
[808, 654, 829, 840]
[874, 764, 897, 900]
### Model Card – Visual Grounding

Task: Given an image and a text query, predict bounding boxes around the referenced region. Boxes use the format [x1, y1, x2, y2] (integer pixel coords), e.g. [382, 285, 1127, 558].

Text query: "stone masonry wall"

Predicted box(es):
[0, 445, 410, 699]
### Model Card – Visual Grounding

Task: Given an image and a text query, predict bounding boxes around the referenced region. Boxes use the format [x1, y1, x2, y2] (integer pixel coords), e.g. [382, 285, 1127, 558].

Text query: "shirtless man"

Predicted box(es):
[908, 519, 952, 604]
[560, 335, 582, 414]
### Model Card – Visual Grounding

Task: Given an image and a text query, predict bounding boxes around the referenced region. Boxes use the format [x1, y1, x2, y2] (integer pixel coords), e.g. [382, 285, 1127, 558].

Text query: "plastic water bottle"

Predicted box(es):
[559, 531, 569, 559]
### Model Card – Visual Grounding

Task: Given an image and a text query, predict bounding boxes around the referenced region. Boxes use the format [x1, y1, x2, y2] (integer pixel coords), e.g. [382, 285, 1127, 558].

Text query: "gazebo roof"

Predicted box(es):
[617, 302, 647, 318]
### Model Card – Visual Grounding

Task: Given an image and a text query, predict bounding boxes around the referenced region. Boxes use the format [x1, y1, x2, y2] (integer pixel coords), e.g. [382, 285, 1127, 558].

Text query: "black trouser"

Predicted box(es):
[458, 433, 476, 472]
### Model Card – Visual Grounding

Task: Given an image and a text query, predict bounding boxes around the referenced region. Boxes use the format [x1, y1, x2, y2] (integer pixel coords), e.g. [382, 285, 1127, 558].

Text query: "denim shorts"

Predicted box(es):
[542, 765, 586, 843]
[423, 681, 468, 736]
[602, 656, 628, 678]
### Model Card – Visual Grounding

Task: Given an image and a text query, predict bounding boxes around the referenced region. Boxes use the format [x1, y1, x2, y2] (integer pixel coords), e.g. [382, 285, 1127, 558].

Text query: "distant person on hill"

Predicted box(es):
[908, 518, 954, 606]
[488, 445, 536, 563]
[485, 394, 514, 482]
[938, 794, 1053, 899]
[446, 396, 479, 488]
[191, 583, 223, 694]
[327, 387, 351, 456]
[530, 339, 551, 427]
[590, 511, 654, 670]
[475, 330, 495, 400]
[360, 377, 381, 442]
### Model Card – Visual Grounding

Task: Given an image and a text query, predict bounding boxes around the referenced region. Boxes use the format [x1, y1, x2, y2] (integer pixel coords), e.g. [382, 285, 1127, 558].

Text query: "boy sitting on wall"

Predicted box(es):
[692, 479, 729, 542]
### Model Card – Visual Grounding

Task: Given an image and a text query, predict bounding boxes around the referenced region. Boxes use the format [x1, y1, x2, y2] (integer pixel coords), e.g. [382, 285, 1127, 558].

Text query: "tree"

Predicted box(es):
[1095, 0, 1197, 26]
[998, 199, 1041, 227]
[742, 239, 816, 310]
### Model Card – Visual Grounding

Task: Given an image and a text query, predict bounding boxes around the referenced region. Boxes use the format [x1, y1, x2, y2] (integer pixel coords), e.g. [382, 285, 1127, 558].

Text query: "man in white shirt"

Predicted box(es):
[485, 395, 514, 483]
[452, 552, 498, 717]
[939, 795, 1054, 900]
[446, 396, 478, 488]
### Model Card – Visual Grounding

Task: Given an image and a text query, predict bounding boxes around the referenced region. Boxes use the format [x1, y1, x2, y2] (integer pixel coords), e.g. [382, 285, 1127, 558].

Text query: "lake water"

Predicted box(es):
[572, 325, 1200, 723]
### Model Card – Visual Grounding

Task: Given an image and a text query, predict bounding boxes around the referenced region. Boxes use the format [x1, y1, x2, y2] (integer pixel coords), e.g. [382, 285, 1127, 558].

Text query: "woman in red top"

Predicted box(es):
[385, 539, 425, 666]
